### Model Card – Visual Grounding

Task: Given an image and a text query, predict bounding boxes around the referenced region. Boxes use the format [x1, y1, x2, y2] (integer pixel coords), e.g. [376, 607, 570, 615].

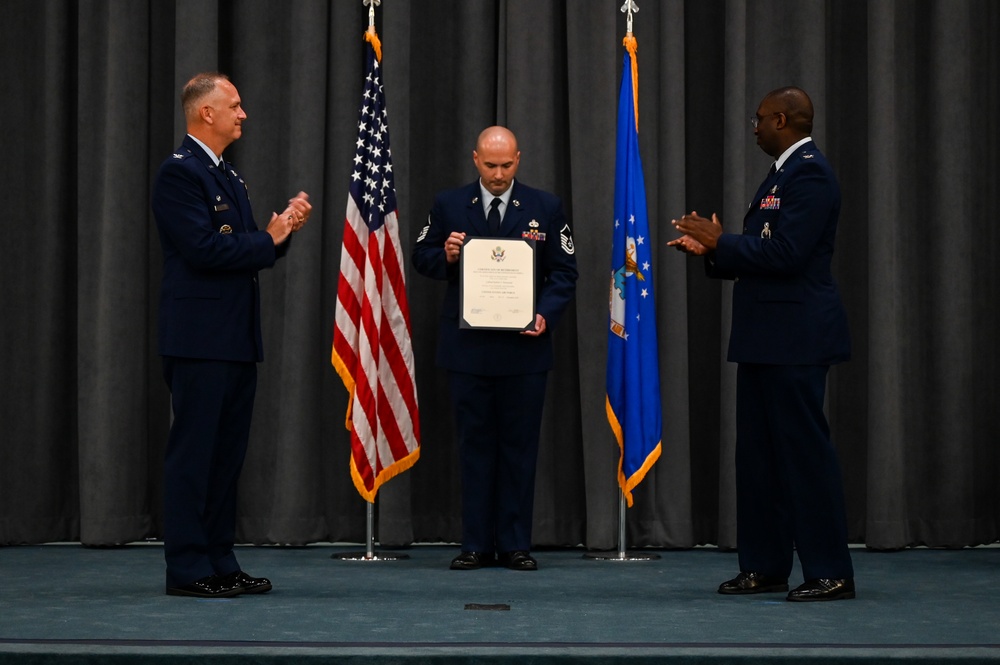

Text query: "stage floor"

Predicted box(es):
[1, 543, 998, 663]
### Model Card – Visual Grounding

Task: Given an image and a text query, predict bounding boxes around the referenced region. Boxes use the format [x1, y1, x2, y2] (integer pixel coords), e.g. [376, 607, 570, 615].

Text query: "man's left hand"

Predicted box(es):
[284, 191, 312, 232]
[520, 313, 546, 337]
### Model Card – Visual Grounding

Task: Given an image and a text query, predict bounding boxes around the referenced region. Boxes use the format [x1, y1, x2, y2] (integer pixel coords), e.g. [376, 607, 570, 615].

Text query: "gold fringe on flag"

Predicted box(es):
[623, 35, 639, 132]
[365, 28, 382, 62]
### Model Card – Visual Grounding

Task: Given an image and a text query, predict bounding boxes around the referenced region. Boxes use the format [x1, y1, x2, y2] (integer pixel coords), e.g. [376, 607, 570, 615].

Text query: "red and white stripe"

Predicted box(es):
[332, 197, 420, 502]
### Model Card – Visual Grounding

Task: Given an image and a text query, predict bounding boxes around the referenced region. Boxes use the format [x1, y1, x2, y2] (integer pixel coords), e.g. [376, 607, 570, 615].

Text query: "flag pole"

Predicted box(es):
[331, 500, 409, 561]
[584, 490, 659, 561]
[585, 0, 659, 563]
[331, 0, 411, 563]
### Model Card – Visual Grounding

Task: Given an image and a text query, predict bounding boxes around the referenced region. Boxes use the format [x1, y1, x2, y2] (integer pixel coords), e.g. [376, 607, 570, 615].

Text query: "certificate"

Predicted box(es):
[460, 238, 536, 331]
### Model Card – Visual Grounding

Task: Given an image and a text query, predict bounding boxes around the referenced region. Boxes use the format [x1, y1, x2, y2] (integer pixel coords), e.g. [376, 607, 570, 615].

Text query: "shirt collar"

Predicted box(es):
[773, 136, 813, 172]
[479, 180, 514, 212]
[188, 134, 223, 168]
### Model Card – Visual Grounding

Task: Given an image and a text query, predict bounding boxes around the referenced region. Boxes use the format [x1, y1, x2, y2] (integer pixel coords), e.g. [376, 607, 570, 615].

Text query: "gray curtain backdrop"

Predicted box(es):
[1, 0, 997, 551]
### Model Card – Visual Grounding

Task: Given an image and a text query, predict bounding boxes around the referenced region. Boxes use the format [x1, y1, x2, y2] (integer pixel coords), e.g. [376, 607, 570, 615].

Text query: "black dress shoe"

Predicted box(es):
[787, 578, 855, 602]
[718, 571, 789, 595]
[166, 575, 242, 598]
[219, 570, 272, 594]
[500, 550, 537, 571]
[450, 551, 494, 570]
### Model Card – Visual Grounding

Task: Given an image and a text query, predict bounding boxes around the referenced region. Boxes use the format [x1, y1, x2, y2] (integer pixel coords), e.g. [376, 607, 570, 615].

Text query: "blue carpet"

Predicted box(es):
[1, 544, 998, 663]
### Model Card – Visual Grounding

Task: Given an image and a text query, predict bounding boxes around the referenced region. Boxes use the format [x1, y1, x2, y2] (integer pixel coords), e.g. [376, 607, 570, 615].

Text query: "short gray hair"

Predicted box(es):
[181, 72, 229, 117]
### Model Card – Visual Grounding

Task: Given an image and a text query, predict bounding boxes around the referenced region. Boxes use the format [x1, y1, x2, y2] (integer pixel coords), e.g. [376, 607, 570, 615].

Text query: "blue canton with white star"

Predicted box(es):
[350, 48, 396, 231]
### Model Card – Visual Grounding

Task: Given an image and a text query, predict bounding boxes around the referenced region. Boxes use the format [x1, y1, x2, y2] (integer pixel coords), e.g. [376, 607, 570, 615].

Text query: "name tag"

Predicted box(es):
[214, 204, 230, 212]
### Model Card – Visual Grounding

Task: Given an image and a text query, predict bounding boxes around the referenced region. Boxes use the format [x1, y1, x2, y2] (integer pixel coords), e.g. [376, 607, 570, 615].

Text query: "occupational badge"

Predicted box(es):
[219, 224, 233, 235]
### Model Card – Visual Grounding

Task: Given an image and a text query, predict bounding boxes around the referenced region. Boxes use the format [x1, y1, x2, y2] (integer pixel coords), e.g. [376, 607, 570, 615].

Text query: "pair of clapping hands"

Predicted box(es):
[667, 211, 722, 256]
[266, 191, 312, 245]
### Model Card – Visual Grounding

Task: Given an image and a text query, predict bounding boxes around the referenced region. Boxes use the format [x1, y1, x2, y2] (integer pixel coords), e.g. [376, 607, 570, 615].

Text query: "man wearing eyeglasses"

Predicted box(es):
[669, 87, 855, 602]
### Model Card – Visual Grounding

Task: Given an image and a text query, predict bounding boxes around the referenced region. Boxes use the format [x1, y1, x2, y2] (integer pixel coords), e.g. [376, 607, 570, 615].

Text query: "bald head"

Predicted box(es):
[476, 126, 519, 154]
[764, 86, 814, 136]
[753, 86, 815, 158]
[473, 126, 521, 196]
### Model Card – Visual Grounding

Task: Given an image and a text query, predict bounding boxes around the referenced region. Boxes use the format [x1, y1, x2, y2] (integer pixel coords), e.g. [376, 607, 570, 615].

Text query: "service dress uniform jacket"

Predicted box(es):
[711, 140, 850, 365]
[153, 135, 286, 362]
[412, 180, 578, 375]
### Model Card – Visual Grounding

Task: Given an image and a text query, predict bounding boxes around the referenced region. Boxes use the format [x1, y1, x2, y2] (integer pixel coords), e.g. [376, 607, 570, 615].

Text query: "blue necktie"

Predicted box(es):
[487, 197, 502, 235]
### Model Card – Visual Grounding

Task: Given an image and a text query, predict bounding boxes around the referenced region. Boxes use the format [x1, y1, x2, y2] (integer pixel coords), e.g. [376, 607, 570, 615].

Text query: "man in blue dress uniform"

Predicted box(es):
[412, 126, 578, 571]
[152, 72, 311, 597]
[670, 87, 855, 601]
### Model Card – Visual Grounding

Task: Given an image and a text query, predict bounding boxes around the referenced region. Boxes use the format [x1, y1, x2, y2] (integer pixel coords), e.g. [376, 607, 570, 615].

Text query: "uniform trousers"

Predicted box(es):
[735, 363, 854, 581]
[161, 357, 256, 588]
[448, 370, 548, 554]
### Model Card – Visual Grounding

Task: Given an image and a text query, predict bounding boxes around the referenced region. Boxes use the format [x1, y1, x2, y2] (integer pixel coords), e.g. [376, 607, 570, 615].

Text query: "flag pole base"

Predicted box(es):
[582, 550, 660, 561]
[330, 551, 410, 562]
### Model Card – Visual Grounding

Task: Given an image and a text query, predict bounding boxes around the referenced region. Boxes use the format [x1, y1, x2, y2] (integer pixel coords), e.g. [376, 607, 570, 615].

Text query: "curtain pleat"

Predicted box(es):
[0, 0, 996, 550]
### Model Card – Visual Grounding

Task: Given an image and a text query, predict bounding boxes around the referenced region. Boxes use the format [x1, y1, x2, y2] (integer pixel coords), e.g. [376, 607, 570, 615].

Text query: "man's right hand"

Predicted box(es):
[671, 211, 723, 250]
[445, 231, 467, 264]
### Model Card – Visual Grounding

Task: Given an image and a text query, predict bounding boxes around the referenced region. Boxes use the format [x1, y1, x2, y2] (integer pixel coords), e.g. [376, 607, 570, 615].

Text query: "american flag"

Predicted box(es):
[332, 31, 420, 502]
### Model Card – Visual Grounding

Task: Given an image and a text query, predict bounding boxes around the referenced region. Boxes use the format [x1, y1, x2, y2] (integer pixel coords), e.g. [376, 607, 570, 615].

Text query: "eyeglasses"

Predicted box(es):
[750, 112, 783, 128]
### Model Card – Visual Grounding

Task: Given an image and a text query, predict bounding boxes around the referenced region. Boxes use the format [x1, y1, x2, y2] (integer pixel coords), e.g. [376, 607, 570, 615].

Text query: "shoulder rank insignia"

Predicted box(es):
[560, 223, 575, 255]
[803, 153, 815, 159]
[219, 224, 233, 235]
[416, 215, 431, 243]
[172, 153, 184, 159]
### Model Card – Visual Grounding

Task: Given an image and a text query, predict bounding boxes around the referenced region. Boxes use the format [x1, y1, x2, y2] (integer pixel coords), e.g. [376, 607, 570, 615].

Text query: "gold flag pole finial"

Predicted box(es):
[620, 0, 639, 37]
